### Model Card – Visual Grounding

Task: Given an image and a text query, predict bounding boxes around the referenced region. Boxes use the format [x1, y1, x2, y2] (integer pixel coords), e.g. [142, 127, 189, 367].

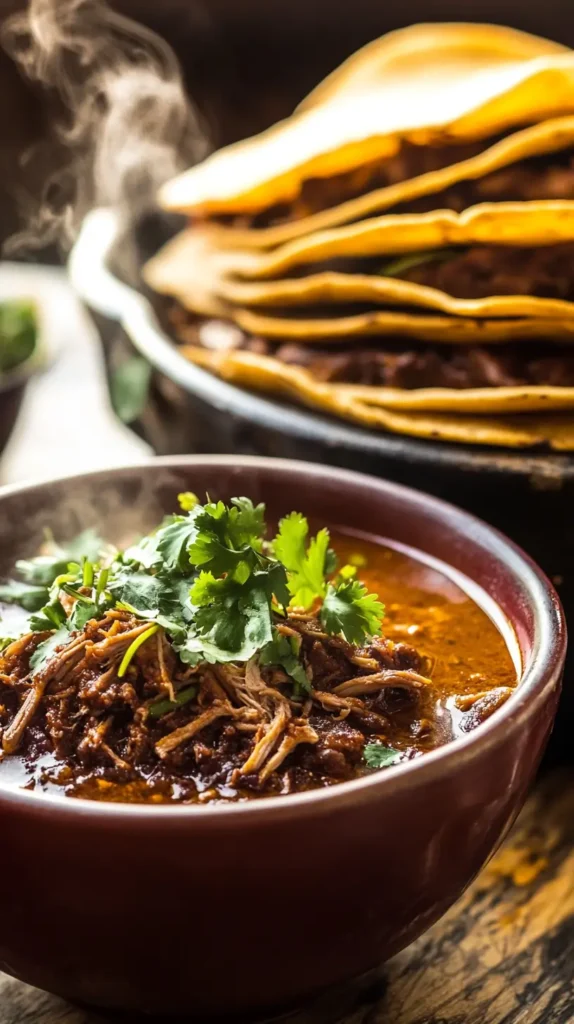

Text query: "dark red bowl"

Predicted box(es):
[0, 457, 565, 1017]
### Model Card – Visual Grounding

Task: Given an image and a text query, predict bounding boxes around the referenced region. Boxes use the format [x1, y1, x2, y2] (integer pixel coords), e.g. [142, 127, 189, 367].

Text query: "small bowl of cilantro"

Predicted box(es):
[0, 299, 40, 456]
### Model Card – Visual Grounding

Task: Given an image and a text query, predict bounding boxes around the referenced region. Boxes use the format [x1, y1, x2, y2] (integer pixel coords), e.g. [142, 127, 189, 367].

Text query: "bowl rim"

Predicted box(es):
[68, 208, 574, 481]
[0, 454, 566, 822]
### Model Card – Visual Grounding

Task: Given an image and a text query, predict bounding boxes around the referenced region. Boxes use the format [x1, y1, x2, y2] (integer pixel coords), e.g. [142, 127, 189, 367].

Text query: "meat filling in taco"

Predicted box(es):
[169, 307, 574, 390]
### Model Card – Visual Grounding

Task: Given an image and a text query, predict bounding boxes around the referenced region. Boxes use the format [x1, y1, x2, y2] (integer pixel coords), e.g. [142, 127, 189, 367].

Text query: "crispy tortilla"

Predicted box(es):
[205, 115, 574, 251]
[221, 272, 574, 322]
[227, 203, 574, 280]
[158, 24, 573, 216]
[144, 224, 574, 328]
[232, 309, 574, 344]
[145, 233, 574, 339]
[181, 344, 574, 448]
[143, 229, 229, 319]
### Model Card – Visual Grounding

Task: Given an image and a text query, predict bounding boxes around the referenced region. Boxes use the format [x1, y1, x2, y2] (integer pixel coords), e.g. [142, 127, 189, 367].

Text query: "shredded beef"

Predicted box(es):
[226, 137, 572, 230]
[231, 138, 495, 228]
[169, 303, 574, 392]
[394, 150, 574, 217]
[0, 610, 433, 803]
[168, 299, 574, 391]
[401, 243, 574, 302]
[242, 336, 574, 390]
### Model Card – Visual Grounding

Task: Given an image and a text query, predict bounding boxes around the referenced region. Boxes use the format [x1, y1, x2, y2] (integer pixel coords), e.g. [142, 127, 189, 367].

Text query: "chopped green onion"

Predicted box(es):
[44, 604, 67, 628]
[147, 685, 197, 719]
[118, 624, 159, 678]
[96, 567, 109, 603]
[53, 572, 78, 588]
[61, 584, 94, 604]
[82, 560, 94, 588]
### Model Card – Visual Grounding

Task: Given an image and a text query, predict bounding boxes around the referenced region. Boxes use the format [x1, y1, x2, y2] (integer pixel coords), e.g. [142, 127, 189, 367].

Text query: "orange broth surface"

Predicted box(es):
[333, 529, 517, 705]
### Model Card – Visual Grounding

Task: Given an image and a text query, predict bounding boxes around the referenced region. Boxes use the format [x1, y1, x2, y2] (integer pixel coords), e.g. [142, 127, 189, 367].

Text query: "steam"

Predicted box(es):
[2, 0, 208, 253]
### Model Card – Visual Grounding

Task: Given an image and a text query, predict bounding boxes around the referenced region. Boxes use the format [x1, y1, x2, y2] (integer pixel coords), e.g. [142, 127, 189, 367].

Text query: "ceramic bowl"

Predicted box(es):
[0, 456, 565, 1016]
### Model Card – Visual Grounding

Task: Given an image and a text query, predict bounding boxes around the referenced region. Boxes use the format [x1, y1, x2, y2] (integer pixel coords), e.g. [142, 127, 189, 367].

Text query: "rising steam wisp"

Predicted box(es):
[2, 0, 208, 253]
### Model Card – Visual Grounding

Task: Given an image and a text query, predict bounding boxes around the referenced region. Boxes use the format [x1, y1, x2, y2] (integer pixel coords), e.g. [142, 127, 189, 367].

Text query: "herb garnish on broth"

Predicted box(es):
[0, 497, 515, 804]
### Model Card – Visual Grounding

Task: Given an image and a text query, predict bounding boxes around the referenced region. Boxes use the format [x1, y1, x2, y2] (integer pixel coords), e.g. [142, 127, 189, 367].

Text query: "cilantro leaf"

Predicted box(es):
[363, 743, 401, 769]
[188, 569, 223, 608]
[190, 569, 277, 662]
[226, 497, 266, 549]
[303, 529, 331, 599]
[259, 631, 311, 694]
[0, 579, 49, 612]
[187, 498, 266, 579]
[108, 570, 166, 617]
[274, 513, 335, 609]
[15, 555, 73, 587]
[29, 592, 68, 632]
[29, 626, 70, 673]
[68, 600, 99, 631]
[273, 511, 307, 569]
[153, 499, 265, 577]
[320, 580, 384, 644]
[123, 530, 166, 570]
[14, 529, 104, 588]
[155, 516, 200, 572]
[110, 569, 196, 647]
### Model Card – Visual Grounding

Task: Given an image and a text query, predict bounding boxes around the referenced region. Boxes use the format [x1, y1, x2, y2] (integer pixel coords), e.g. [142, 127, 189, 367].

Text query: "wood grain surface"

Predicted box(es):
[1, 769, 573, 1024]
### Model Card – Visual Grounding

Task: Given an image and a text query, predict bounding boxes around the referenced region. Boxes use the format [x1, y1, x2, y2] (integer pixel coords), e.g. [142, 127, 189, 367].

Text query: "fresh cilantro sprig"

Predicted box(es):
[273, 512, 337, 609]
[0, 494, 386, 680]
[259, 632, 311, 694]
[363, 743, 401, 769]
[321, 580, 385, 646]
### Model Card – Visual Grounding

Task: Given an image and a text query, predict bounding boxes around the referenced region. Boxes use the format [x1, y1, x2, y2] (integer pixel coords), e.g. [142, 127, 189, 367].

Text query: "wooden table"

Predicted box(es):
[1, 267, 573, 1024]
[1, 768, 573, 1024]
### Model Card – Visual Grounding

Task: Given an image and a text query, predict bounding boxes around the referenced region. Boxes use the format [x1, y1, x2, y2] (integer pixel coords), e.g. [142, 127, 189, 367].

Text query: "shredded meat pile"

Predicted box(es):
[0, 610, 436, 803]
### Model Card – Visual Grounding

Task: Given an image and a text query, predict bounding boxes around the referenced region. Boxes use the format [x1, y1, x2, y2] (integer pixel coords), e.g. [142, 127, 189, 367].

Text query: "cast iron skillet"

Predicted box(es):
[0, 456, 565, 1015]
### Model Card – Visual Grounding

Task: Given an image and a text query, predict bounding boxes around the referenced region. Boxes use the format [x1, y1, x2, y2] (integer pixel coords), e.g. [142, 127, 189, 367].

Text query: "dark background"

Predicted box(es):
[1, 0, 574, 255]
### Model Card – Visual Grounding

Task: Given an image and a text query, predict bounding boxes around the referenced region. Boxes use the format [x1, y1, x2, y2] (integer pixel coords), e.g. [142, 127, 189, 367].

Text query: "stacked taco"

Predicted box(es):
[146, 23, 574, 448]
